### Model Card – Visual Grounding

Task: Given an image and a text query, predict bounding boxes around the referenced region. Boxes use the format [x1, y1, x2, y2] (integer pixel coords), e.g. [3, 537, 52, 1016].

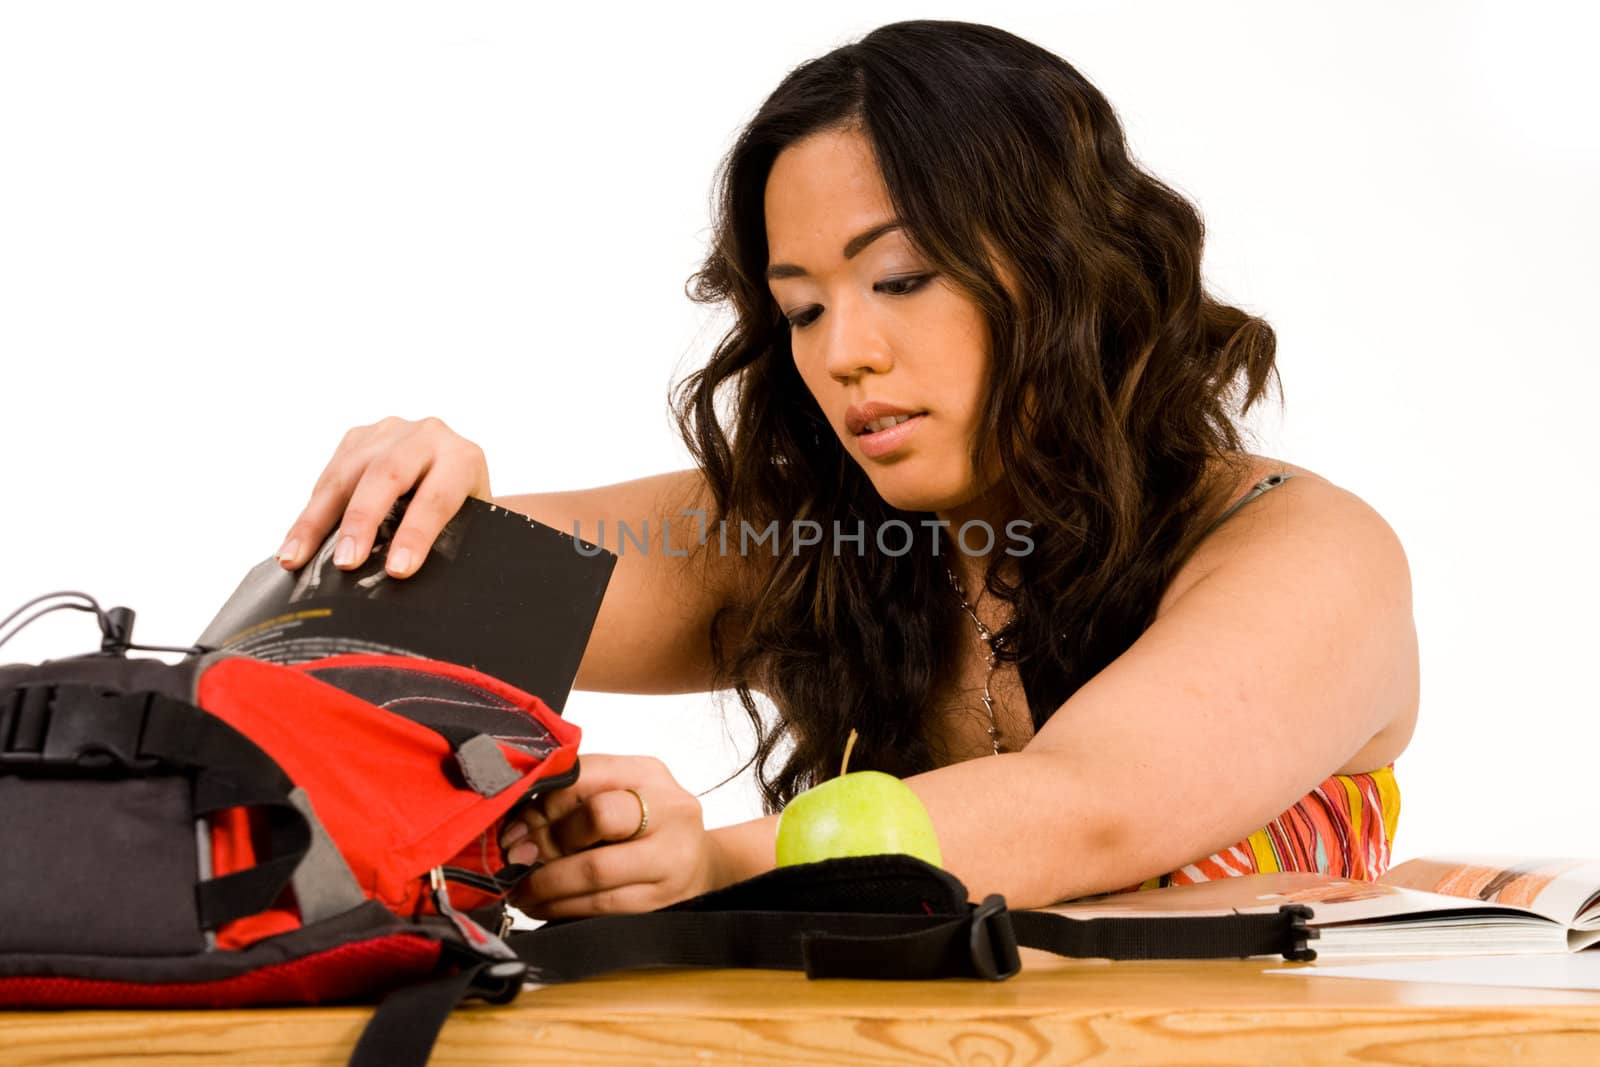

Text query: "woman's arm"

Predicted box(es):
[708, 752, 1120, 905]
[279, 419, 746, 696]
[712, 477, 1417, 908]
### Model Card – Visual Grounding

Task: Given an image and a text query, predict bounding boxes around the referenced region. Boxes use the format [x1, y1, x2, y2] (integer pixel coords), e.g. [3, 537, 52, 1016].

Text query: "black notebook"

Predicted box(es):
[195, 495, 616, 715]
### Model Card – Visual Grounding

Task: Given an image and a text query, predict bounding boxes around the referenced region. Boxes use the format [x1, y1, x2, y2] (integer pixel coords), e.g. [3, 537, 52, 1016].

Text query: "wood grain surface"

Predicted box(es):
[6, 950, 1600, 1065]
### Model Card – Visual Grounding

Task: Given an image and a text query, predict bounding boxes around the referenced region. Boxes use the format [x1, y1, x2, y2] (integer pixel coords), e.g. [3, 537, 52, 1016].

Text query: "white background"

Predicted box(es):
[1, 1, 1594, 869]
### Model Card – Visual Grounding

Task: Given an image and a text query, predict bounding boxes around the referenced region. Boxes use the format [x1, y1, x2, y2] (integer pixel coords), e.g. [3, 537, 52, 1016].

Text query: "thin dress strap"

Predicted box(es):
[1202, 471, 1297, 538]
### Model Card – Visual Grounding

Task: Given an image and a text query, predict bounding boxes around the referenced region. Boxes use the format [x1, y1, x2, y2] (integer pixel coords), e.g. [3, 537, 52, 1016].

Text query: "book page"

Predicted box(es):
[1041, 870, 1550, 927]
[1265, 953, 1600, 991]
[1380, 855, 1600, 928]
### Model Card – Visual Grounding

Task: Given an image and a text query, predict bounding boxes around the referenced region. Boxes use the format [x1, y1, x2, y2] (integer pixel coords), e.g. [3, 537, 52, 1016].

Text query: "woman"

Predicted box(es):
[276, 20, 1417, 918]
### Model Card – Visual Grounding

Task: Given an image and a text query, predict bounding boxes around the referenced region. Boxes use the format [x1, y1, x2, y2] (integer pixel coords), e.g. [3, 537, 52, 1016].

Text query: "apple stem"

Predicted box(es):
[841, 729, 858, 777]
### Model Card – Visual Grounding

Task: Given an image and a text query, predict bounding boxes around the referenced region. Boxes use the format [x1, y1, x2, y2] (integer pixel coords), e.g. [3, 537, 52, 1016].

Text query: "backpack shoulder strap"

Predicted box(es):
[344, 890, 1317, 1066]
[498, 897, 1316, 985]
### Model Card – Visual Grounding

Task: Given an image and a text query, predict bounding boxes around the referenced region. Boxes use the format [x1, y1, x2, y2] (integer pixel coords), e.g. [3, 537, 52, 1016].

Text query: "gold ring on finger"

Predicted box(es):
[622, 787, 649, 841]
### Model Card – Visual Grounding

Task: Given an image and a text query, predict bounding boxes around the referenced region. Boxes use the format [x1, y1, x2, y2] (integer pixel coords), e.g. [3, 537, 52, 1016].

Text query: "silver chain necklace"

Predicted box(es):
[943, 563, 1009, 755]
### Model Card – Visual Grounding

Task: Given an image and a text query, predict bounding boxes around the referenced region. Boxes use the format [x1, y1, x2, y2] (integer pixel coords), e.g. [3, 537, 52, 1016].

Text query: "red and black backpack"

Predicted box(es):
[0, 642, 578, 1063]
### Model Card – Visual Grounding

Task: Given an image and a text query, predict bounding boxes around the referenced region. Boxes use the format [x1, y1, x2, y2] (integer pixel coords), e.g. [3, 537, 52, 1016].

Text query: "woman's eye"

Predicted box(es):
[785, 274, 932, 330]
[878, 274, 931, 296]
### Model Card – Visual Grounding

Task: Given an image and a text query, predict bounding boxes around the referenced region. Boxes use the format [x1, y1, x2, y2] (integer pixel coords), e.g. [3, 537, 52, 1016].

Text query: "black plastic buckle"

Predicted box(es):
[968, 894, 1021, 980]
[0, 684, 161, 771]
[0, 685, 55, 765]
[1278, 903, 1319, 962]
[467, 960, 529, 1005]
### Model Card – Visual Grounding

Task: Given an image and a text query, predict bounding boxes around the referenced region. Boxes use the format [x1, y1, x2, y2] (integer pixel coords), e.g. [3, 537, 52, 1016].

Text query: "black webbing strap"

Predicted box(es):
[1009, 903, 1319, 962]
[503, 898, 1317, 985]
[191, 773, 312, 930]
[139, 690, 313, 929]
[349, 956, 526, 1067]
[0, 682, 287, 783]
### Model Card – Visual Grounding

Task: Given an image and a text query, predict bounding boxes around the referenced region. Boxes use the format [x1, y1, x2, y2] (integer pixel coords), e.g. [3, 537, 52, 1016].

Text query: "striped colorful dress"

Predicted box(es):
[1113, 762, 1402, 893]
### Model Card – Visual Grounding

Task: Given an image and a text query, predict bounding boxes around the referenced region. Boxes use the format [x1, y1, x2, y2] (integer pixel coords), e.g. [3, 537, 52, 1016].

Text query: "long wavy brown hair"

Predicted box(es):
[670, 19, 1282, 815]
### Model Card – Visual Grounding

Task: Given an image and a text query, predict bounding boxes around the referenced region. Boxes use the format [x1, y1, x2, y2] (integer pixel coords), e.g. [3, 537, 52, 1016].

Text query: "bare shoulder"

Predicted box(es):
[1158, 455, 1411, 614]
[1157, 454, 1419, 770]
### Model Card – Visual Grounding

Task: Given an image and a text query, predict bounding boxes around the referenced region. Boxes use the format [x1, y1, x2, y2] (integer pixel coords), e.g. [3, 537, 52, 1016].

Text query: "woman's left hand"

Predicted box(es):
[498, 754, 722, 919]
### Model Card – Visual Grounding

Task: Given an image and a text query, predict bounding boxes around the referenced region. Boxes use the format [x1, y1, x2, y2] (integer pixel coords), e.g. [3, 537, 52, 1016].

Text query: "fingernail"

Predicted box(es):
[387, 547, 412, 576]
[333, 535, 356, 567]
[276, 538, 300, 563]
[501, 822, 529, 847]
[507, 842, 539, 866]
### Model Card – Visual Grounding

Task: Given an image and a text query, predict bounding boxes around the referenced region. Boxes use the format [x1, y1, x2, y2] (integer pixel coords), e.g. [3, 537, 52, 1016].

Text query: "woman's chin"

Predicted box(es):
[861, 468, 970, 515]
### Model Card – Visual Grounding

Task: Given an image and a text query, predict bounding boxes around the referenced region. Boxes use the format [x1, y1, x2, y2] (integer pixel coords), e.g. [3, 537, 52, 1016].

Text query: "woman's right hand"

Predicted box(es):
[275, 416, 493, 579]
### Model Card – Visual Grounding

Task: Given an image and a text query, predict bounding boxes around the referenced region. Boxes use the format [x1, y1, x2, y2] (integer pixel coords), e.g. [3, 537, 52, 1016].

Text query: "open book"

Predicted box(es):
[194, 494, 617, 715]
[1039, 855, 1600, 959]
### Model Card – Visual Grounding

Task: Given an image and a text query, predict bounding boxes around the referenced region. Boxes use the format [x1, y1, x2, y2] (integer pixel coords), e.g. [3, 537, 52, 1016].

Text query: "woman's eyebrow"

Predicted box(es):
[766, 220, 903, 281]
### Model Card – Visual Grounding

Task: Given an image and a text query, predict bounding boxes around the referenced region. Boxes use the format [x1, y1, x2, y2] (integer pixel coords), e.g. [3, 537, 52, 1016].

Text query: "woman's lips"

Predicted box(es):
[856, 412, 927, 459]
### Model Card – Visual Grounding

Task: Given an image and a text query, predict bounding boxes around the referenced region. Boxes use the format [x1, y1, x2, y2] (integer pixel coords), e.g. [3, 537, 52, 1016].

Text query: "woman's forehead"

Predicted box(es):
[765, 130, 893, 235]
[761, 128, 990, 283]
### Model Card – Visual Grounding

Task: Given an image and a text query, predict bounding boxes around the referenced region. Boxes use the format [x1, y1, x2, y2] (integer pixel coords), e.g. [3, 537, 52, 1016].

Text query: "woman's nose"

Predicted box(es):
[820, 300, 893, 382]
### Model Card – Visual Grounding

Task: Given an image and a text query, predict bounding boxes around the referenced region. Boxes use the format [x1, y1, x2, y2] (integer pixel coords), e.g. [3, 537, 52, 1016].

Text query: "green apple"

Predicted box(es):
[774, 730, 943, 867]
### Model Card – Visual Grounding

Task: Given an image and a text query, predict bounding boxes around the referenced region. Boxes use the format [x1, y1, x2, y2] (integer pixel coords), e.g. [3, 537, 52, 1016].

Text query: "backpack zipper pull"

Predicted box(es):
[429, 866, 520, 963]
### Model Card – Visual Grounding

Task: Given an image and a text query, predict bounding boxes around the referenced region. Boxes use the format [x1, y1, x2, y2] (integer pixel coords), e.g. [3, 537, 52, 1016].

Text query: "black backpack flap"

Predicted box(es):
[0, 774, 206, 956]
[0, 662, 206, 959]
[0, 658, 316, 957]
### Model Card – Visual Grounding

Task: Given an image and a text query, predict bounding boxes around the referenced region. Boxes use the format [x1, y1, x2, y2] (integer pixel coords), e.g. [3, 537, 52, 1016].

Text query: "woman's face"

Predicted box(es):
[764, 126, 996, 516]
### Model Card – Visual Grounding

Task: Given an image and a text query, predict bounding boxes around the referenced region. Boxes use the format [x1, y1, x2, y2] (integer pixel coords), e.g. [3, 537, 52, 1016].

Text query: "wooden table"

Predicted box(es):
[7, 947, 1600, 1065]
